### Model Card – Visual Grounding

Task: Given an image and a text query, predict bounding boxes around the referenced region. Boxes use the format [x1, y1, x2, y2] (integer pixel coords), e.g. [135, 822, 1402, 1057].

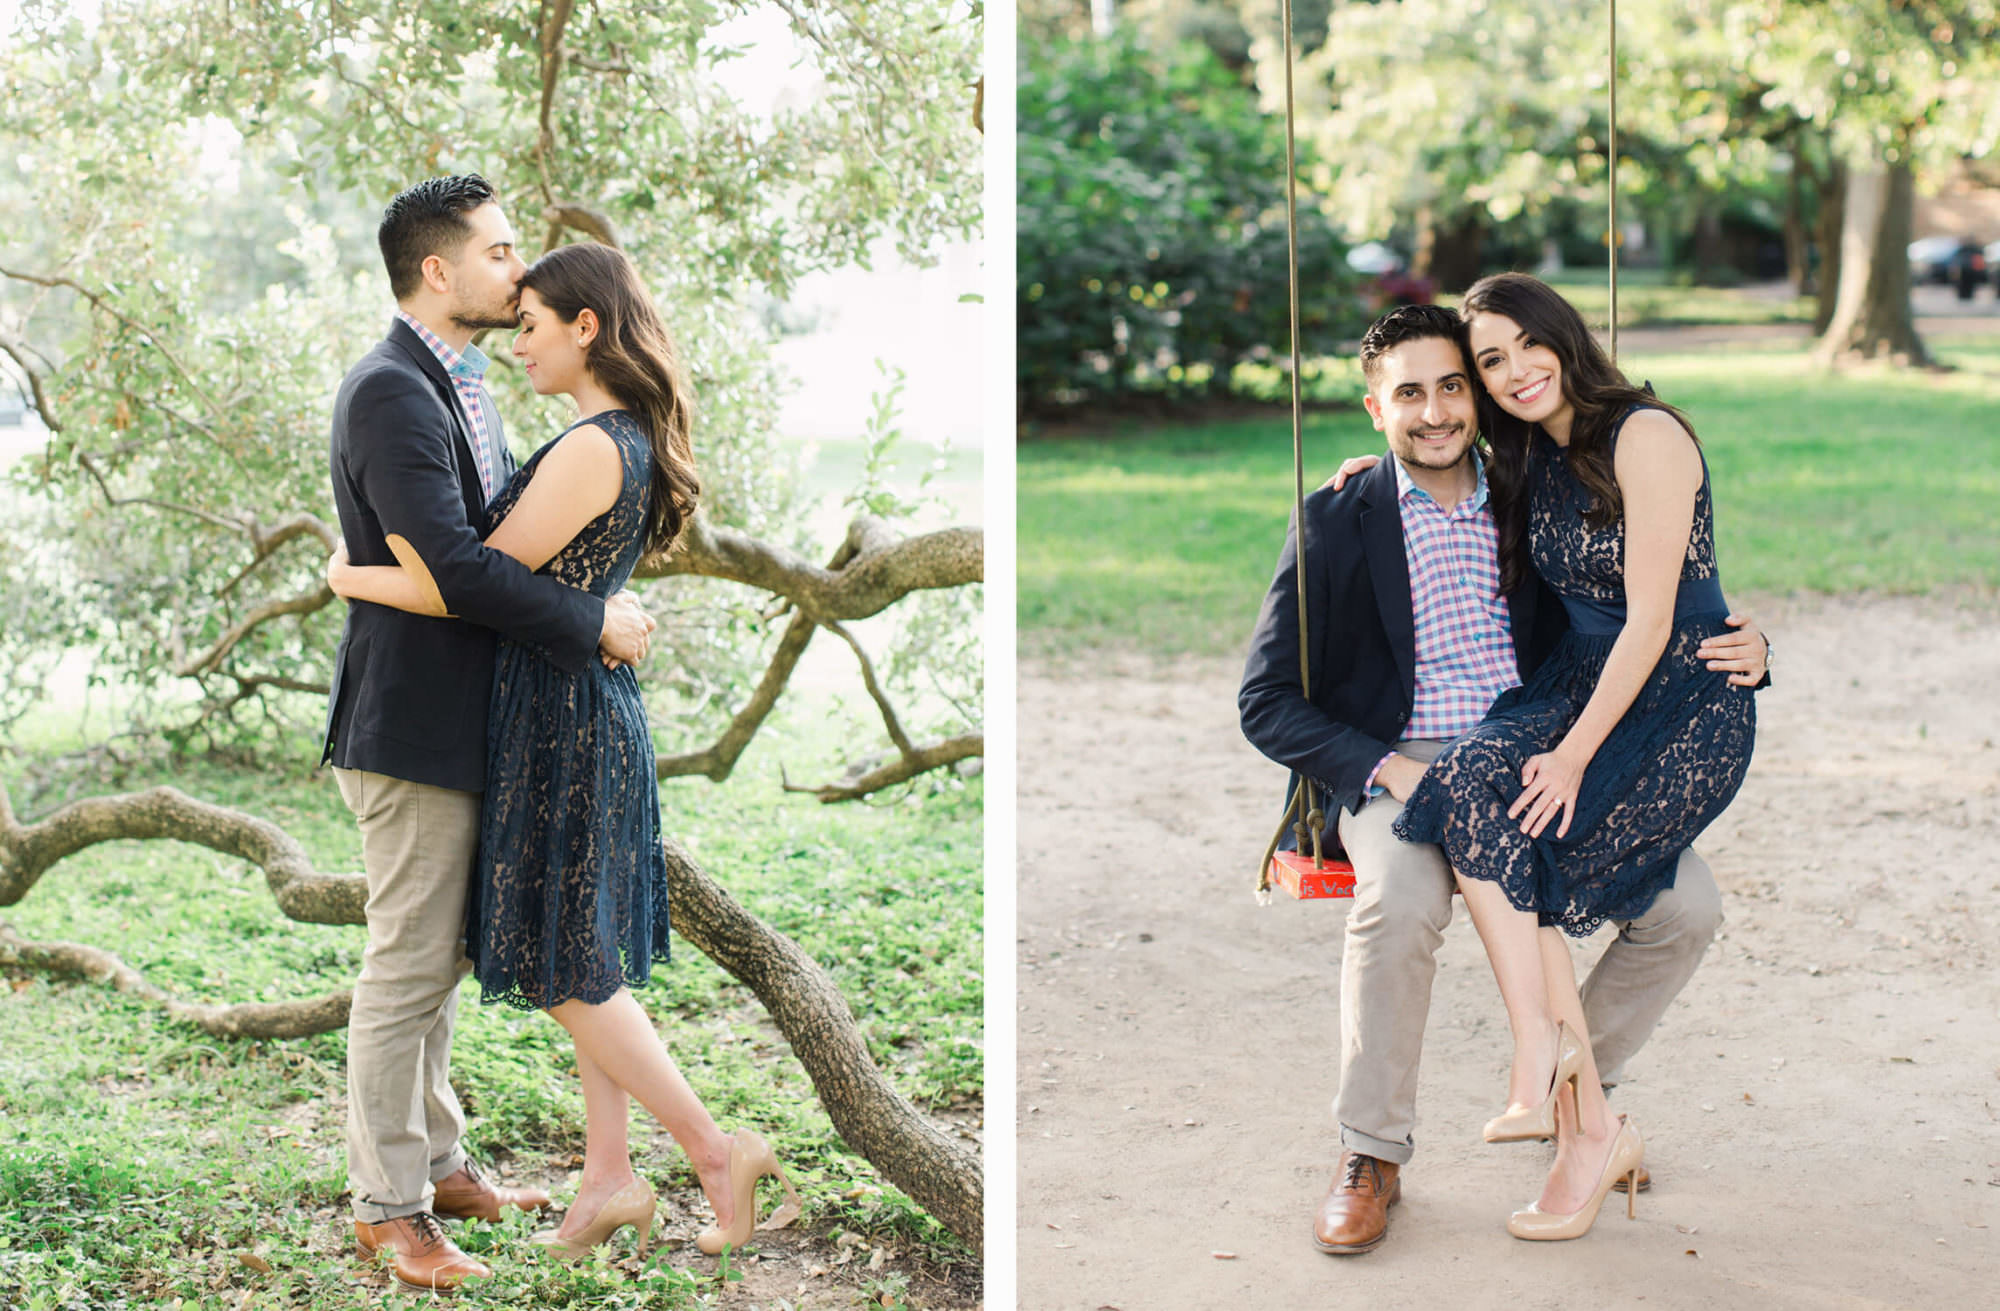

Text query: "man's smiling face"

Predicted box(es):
[1362, 334, 1479, 476]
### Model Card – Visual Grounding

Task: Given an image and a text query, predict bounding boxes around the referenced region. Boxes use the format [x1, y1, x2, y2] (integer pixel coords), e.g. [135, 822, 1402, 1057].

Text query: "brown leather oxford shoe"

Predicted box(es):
[354, 1212, 491, 1292]
[1313, 1151, 1401, 1255]
[432, 1159, 552, 1223]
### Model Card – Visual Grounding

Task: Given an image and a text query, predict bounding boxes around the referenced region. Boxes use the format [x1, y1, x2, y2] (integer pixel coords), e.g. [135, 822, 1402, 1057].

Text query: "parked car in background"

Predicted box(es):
[1948, 241, 1987, 300]
[1908, 234, 1963, 283]
[1345, 241, 1405, 276]
[1988, 241, 2000, 299]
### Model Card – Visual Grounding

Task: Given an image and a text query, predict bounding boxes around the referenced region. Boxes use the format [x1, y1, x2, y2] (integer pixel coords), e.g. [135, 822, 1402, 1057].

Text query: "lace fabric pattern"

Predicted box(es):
[1392, 408, 1757, 936]
[463, 410, 672, 1009]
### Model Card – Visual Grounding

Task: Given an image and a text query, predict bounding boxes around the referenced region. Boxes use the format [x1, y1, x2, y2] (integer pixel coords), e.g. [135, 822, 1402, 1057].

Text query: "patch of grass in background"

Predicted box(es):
[1020, 338, 2000, 660]
[1535, 267, 1815, 327]
[0, 701, 980, 1305]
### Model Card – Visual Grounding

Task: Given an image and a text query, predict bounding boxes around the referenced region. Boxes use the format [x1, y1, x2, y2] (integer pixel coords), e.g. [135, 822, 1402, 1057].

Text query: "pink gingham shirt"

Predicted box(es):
[396, 309, 500, 502]
[1367, 453, 1522, 794]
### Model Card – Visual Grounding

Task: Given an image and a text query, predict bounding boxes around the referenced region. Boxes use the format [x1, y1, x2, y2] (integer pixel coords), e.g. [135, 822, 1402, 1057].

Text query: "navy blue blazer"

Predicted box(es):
[320, 319, 605, 792]
[1237, 455, 1568, 858]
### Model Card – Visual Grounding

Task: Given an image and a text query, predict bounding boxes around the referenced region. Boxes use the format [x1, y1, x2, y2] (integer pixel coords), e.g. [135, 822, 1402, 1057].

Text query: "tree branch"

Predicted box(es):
[783, 734, 983, 804]
[75, 451, 247, 533]
[218, 514, 340, 598]
[0, 325, 62, 432]
[0, 265, 220, 419]
[656, 832, 981, 1248]
[642, 516, 982, 623]
[821, 620, 915, 755]
[539, 203, 621, 249]
[536, 0, 577, 206]
[655, 610, 817, 780]
[0, 923, 352, 1039]
[171, 583, 336, 678]
[0, 782, 363, 924]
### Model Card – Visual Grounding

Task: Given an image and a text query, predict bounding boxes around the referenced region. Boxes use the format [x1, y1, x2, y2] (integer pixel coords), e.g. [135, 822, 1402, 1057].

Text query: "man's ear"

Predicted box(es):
[1361, 392, 1386, 433]
[420, 252, 453, 297]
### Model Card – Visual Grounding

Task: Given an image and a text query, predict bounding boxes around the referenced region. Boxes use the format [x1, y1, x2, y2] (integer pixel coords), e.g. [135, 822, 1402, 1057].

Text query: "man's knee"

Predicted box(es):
[1628, 848, 1723, 947]
[1351, 860, 1454, 941]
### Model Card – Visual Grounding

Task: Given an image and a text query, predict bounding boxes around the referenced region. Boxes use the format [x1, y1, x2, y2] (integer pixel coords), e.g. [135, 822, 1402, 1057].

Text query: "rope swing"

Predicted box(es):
[1256, 0, 1623, 900]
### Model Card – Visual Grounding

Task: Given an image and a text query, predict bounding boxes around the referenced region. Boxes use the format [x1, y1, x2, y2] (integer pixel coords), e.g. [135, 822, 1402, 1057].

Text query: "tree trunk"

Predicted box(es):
[0, 779, 983, 1253]
[1812, 158, 1846, 334]
[1410, 203, 1437, 280]
[1783, 157, 1811, 295]
[1429, 210, 1485, 294]
[1813, 155, 1929, 366]
[1693, 199, 1727, 285]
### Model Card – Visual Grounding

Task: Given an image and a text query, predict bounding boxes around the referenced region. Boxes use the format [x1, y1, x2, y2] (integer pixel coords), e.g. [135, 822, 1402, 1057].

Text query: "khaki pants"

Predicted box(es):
[1331, 739, 1723, 1165]
[335, 768, 480, 1222]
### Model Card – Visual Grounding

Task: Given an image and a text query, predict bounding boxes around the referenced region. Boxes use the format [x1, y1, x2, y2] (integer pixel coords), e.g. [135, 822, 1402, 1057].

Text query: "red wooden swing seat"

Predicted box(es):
[1268, 849, 1356, 899]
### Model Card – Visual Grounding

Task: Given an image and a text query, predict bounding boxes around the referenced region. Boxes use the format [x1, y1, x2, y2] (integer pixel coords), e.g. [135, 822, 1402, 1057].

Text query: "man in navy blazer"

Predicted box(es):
[320, 175, 653, 1291]
[1238, 305, 1765, 1257]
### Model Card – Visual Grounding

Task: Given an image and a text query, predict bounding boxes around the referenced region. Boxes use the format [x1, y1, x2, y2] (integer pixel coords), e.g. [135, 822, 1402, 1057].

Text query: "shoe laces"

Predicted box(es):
[1341, 1153, 1385, 1194]
[405, 1211, 449, 1252]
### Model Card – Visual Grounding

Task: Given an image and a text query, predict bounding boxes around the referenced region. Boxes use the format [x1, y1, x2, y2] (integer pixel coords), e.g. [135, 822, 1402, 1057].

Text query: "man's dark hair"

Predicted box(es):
[377, 175, 498, 301]
[1357, 303, 1469, 385]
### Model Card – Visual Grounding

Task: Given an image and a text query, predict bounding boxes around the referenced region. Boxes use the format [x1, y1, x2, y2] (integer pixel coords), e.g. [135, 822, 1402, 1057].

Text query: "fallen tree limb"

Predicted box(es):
[0, 923, 352, 1039]
[0, 777, 981, 1253]
[658, 834, 981, 1247]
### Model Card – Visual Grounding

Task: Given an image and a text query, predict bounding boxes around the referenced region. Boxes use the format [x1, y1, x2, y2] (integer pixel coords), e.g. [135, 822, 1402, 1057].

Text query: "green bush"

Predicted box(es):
[1017, 31, 1365, 412]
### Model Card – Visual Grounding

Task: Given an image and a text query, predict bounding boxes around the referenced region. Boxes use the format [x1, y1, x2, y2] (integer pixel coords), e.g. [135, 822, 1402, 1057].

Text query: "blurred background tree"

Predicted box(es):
[1017, 0, 2000, 418]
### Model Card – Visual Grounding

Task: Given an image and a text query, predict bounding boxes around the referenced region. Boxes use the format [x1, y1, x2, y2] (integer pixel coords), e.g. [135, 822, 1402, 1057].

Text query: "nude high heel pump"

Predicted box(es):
[1483, 1020, 1586, 1143]
[1506, 1114, 1644, 1240]
[696, 1129, 803, 1256]
[529, 1177, 657, 1260]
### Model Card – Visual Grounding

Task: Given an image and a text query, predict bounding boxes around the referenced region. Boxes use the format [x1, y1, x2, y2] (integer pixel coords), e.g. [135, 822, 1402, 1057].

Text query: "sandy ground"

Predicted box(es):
[1017, 592, 2000, 1310]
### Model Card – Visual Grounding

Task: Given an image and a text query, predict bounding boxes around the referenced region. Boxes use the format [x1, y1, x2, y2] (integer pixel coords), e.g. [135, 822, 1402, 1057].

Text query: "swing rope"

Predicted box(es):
[1253, 1, 1622, 898]
[1608, 0, 1619, 362]
[1255, 0, 1321, 902]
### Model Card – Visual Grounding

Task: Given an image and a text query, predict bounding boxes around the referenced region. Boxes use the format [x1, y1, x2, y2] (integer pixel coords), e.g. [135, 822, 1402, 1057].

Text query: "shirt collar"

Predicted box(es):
[395, 309, 490, 382]
[1395, 446, 1489, 514]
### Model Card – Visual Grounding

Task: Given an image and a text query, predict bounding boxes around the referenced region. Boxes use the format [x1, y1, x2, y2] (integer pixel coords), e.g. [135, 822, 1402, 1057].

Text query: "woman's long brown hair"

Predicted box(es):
[519, 243, 699, 558]
[1460, 272, 1697, 593]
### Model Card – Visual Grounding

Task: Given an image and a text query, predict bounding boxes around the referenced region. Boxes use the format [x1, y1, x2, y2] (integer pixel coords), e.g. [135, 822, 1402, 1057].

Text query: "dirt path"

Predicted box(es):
[1017, 593, 2000, 1310]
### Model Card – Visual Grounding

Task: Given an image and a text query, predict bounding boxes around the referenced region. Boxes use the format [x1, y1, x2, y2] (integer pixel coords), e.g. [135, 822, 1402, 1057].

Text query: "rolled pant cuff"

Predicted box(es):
[429, 1149, 469, 1185]
[1339, 1125, 1415, 1166]
[352, 1197, 430, 1225]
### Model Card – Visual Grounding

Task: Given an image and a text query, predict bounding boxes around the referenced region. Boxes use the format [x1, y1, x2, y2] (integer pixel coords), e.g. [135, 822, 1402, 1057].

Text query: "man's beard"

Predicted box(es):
[452, 298, 520, 333]
[1396, 426, 1472, 469]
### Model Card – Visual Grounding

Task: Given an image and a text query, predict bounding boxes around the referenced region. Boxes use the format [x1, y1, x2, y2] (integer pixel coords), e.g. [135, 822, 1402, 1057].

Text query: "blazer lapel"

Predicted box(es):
[1358, 458, 1416, 706]
[387, 319, 484, 512]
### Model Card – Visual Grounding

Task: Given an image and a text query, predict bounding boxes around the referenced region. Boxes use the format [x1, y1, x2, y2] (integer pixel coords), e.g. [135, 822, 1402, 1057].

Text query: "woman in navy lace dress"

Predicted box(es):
[327, 243, 796, 1260]
[1392, 274, 1758, 1239]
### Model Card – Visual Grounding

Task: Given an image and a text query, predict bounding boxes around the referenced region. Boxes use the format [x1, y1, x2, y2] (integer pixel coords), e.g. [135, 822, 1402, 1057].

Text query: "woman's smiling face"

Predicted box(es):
[1467, 311, 1570, 433]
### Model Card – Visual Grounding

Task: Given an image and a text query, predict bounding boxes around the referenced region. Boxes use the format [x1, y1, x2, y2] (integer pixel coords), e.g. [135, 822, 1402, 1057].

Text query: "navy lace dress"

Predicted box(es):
[1392, 408, 1756, 935]
[464, 409, 671, 1008]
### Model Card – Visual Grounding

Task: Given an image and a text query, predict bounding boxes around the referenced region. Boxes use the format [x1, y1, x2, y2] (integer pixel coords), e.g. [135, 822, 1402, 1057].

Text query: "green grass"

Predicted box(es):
[1019, 337, 2000, 659]
[0, 707, 980, 1307]
[1532, 267, 1815, 328]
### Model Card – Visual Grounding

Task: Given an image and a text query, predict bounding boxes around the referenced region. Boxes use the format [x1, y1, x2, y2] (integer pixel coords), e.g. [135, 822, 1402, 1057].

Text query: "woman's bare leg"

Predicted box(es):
[1454, 872, 1560, 1111]
[1536, 927, 1622, 1213]
[548, 990, 737, 1228]
[554, 1045, 640, 1238]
